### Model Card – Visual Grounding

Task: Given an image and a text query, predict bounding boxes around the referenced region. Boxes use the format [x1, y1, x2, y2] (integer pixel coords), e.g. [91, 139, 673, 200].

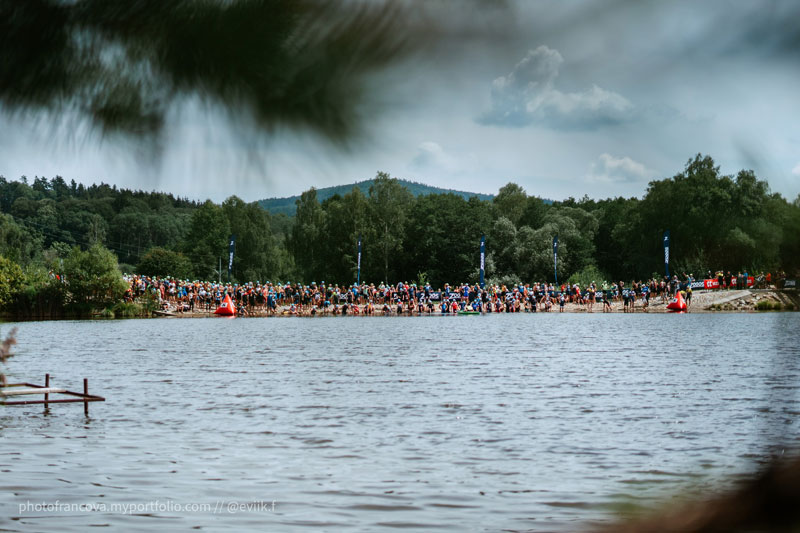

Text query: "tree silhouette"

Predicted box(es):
[0, 0, 416, 140]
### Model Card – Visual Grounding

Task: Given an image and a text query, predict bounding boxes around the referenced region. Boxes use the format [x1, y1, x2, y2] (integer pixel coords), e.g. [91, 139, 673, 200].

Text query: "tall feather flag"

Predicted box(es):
[227, 234, 236, 282]
[553, 235, 559, 285]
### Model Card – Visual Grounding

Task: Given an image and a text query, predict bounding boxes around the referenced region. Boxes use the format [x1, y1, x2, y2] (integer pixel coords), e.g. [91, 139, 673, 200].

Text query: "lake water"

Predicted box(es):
[1, 313, 799, 532]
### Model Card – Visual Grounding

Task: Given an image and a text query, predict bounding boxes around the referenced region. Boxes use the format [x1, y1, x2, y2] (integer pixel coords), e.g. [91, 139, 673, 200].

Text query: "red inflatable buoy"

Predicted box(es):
[214, 293, 236, 316]
[666, 291, 687, 312]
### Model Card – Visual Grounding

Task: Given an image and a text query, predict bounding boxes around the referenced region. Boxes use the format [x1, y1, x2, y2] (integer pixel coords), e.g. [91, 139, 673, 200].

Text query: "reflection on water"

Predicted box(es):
[1, 314, 798, 531]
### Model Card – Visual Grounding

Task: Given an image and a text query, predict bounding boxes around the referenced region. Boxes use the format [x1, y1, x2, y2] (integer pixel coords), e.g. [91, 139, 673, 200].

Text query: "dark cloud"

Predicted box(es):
[2, 0, 800, 202]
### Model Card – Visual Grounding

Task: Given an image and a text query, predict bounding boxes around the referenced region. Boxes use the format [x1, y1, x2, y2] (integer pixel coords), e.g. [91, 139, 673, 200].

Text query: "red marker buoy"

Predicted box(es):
[666, 291, 687, 312]
[214, 293, 236, 316]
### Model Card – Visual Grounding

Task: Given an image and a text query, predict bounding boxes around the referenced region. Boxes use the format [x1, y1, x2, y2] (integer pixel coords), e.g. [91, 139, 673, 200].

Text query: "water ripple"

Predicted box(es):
[0, 313, 797, 531]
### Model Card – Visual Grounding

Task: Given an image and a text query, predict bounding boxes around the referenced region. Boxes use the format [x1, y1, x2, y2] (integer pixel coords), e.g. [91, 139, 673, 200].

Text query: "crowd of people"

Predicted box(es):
[708, 269, 796, 290]
[123, 270, 772, 316]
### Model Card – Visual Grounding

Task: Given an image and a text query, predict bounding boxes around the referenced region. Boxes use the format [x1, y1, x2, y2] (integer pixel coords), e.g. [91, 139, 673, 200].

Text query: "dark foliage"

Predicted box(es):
[1, 154, 799, 298]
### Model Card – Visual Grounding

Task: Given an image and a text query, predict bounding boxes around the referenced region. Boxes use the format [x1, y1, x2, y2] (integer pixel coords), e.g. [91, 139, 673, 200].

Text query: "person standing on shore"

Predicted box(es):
[641, 282, 649, 311]
[602, 289, 611, 312]
[685, 281, 692, 308]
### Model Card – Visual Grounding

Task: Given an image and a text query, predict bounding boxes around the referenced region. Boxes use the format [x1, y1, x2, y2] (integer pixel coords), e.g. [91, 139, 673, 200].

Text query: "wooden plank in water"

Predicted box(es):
[2, 397, 104, 406]
[0, 387, 67, 397]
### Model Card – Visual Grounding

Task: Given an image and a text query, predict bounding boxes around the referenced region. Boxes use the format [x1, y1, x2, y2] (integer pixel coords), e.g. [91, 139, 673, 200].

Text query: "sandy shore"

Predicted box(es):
[154, 289, 798, 317]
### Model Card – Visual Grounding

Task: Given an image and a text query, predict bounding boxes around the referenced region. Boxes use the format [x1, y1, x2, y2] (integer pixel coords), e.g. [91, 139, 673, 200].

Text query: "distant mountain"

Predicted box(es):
[257, 179, 496, 216]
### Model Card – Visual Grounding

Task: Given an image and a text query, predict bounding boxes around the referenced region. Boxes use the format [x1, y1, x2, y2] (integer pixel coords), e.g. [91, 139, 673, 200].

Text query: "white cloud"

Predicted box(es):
[792, 162, 800, 176]
[586, 153, 656, 183]
[480, 46, 635, 129]
[410, 141, 460, 173]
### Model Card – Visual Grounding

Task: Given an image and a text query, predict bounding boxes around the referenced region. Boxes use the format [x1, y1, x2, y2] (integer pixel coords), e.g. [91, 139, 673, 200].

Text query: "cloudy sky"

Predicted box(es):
[1, 0, 799, 203]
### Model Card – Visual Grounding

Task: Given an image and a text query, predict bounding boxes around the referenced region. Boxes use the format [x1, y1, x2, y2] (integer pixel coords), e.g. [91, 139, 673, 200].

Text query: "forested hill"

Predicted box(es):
[258, 179, 495, 216]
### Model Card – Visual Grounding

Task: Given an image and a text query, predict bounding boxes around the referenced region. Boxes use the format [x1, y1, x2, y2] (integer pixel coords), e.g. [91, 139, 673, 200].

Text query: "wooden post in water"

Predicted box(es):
[44, 374, 50, 409]
[83, 378, 88, 416]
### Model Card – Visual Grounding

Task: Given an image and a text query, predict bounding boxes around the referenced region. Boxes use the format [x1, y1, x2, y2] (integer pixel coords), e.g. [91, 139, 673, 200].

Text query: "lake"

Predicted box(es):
[1, 313, 799, 531]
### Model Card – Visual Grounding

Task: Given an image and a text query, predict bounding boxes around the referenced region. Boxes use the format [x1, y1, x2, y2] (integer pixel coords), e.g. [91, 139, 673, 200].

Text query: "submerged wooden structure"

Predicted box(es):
[0, 374, 104, 415]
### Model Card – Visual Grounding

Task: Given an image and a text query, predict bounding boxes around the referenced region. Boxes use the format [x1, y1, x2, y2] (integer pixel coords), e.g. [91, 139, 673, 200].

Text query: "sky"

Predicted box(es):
[1, 0, 799, 204]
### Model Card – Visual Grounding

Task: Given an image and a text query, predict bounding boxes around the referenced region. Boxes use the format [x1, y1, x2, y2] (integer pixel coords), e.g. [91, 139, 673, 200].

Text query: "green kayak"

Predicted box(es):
[457, 310, 481, 315]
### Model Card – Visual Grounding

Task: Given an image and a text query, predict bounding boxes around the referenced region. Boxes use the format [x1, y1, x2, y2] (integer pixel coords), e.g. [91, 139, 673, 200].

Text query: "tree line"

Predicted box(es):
[1, 154, 799, 315]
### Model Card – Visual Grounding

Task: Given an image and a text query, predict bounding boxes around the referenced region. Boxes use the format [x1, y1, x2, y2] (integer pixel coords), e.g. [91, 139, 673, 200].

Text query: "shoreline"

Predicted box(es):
[2, 289, 795, 322]
[150, 289, 799, 318]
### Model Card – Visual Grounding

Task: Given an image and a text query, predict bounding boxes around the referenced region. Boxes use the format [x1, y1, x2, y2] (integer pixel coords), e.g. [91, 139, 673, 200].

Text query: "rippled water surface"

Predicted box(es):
[1, 313, 799, 531]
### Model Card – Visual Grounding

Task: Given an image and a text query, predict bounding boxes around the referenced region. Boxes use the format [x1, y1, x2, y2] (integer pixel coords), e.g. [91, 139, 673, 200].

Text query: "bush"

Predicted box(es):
[13, 266, 66, 318]
[567, 264, 610, 288]
[0, 255, 24, 310]
[61, 244, 128, 314]
[756, 300, 782, 311]
[137, 292, 161, 314]
[118, 262, 137, 275]
[486, 274, 522, 289]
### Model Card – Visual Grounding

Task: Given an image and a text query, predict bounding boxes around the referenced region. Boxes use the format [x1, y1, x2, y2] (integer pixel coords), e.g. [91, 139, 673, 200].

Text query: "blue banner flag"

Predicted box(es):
[227, 234, 236, 282]
[553, 235, 559, 284]
[663, 230, 670, 278]
[357, 234, 362, 284]
[479, 234, 486, 289]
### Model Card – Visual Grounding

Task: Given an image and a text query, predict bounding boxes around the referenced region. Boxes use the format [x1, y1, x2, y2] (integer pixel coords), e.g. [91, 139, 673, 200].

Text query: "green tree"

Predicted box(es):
[343, 187, 371, 280]
[109, 211, 153, 265]
[510, 206, 598, 283]
[60, 244, 128, 313]
[547, 206, 598, 274]
[519, 195, 549, 229]
[368, 172, 412, 283]
[403, 194, 473, 287]
[11, 266, 66, 319]
[487, 216, 517, 278]
[636, 154, 781, 274]
[776, 194, 800, 272]
[222, 196, 278, 282]
[0, 213, 42, 265]
[592, 197, 640, 279]
[184, 200, 230, 280]
[0, 255, 24, 310]
[137, 247, 193, 279]
[493, 182, 528, 227]
[0, 175, 36, 212]
[148, 212, 189, 252]
[315, 187, 370, 284]
[85, 212, 107, 245]
[289, 188, 326, 283]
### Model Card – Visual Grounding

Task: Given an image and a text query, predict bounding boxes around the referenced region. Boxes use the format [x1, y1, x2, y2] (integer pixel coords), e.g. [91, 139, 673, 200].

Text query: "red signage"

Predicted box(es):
[703, 277, 753, 289]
